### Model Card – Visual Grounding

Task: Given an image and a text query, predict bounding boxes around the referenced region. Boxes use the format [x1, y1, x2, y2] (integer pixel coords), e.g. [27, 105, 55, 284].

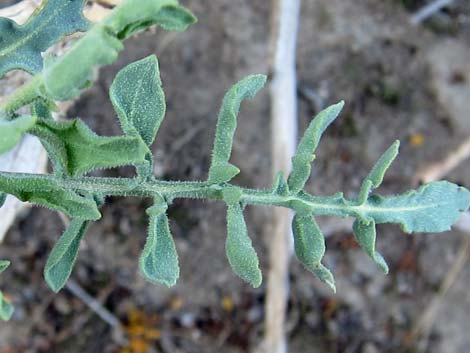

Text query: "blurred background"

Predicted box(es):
[0, 0, 469, 352]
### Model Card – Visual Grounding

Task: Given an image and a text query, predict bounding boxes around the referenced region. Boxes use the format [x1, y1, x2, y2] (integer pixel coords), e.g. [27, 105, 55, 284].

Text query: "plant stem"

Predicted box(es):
[0, 172, 349, 215]
[1, 75, 42, 115]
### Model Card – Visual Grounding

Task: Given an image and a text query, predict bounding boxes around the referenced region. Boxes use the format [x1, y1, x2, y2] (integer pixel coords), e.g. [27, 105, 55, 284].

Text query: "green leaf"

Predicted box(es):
[151, 3, 198, 32]
[0, 172, 101, 220]
[358, 140, 400, 204]
[352, 220, 389, 273]
[103, 0, 197, 40]
[288, 102, 344, 193]
[208, 74, 267, 184]
[31, 100, 54, 121]
[44, 219, 90, 292]
[292, 214, 336, 291]
[0, 0, 89, 77]
[271, 171, 289, 196]
[110, 55, 166, 146]
[41, 0, 196, 102]
[362, 181, 470, 233]
[42, 25, 123, 101]
[32, 119, 149, 176]
[225, 202, 262, 287]
[139, 199, 179, 287]
[0, 193, 6, 207]
[0, 115, 37, 154]
[0, 260, 10, 274]
[0, 292, 14, 321]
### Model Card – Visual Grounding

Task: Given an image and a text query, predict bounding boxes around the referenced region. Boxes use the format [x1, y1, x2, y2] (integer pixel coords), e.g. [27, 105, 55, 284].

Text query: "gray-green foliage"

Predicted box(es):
[208, 74, 266, 184]
[0, 0, 89, 77]
[226, 199, 262, 288]
[44, 219, 90, 292]
[0, 115, 37, 154]
[110, 56, 166, 146]
[32, 118, 149, 176]
[0, 0, 469, 323]
[139, 196, 179, 287]
[292, 214, 335, 291]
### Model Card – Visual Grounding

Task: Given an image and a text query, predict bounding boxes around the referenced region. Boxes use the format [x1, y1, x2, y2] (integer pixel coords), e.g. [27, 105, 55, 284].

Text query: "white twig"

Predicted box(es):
[411, 235, 469, 343]
[65, 279, 121, 329]
[413, 136, 470, 185]
[410, 0, 455, 25]
[262, 1, 301, 353]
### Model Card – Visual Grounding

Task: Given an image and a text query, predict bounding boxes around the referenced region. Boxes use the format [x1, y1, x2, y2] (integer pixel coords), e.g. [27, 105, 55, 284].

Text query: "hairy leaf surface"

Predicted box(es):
[208, 74, 266, 184]
[271, 171, 289, 196]
[0, 115, 37, 154]
[226, 202, 262, 287]
[358, 141, 399, 203]
[292, 214, 335, 291]
[41, 0, 195, 103]
[361, 181, 470, 233]
[44, 219, 90, 292]
[288, 102, 344, 193]
[42, 26, 123, 101]
[32, 119, 149, 176]
[139, 201, 179, 287]
[0, 172, 101, 220]
[352, 220, 389, 273]
[0, 0, 89, 77]
[110, 55, 165, 146]
[104, 0, 196, 39]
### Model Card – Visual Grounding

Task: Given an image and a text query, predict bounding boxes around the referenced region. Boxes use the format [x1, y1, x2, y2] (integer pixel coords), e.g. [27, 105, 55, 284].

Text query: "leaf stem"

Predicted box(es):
[0, 171, 360, 216]
[1, 75, 42, 115]
[1, 172, 468, 234]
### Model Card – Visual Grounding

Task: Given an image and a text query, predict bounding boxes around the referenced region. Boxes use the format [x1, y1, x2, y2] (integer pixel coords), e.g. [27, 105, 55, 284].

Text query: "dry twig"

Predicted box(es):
[410, 0, 455, 24]
[262, 1, 301, 353]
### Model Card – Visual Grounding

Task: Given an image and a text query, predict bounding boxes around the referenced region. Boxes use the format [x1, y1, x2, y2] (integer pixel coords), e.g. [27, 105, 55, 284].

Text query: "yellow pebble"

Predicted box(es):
[221, 296, 234, 312]
[170, 296, 184, 310]
[410, 133, 424, 147]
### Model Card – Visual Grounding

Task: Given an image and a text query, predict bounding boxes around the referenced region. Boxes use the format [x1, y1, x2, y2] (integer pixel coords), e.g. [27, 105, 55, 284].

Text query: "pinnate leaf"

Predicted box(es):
[0, 115, 37, 154]
[32, 119, 149, 176]
[292, 214, 336, 291]
[225, 202, 262, 287]
[208, 74, 266, 183]
[352, 220, 389, 273]
[139, 200, 179, 287]
[362, 181, 470, 233]
[110, 55, 165, 146]
[288, 102, 344, 193]
[44, 219, 90, 292]
[0, 0, 89, 77]
[0, 172, 101, 220]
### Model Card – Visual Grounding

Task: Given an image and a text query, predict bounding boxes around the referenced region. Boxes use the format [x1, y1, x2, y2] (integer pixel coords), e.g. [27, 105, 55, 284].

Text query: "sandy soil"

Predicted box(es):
[0, 0, 469, 352]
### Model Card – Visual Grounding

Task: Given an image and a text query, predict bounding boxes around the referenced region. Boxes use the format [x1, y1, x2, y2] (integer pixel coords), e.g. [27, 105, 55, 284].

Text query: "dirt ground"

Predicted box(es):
[0, 0, 469, 352]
